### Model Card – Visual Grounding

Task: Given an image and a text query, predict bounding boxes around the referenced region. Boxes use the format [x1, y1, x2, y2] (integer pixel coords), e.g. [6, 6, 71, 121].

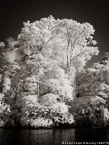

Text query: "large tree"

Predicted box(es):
[0, 16, 99, 127]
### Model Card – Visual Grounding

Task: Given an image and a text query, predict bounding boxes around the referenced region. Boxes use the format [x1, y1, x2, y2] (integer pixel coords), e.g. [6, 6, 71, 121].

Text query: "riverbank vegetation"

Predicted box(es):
[0, 16, 109, 128]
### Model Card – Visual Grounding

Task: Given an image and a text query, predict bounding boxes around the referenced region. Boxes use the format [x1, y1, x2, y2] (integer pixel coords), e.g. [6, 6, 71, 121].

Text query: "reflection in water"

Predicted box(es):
[75, 128, 109, 142]
[0, 128, 109, 145]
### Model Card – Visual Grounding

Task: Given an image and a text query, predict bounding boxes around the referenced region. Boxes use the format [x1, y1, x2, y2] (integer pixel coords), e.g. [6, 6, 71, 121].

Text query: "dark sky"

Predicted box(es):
[0, 0, 109, 66]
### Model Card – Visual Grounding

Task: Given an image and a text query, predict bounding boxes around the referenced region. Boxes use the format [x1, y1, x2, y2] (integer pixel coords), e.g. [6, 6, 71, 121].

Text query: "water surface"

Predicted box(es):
[0, 128, 109, 145]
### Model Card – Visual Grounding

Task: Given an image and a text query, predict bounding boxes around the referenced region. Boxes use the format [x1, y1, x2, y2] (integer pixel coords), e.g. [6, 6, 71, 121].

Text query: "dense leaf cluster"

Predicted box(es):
[0, 16, 107, 128]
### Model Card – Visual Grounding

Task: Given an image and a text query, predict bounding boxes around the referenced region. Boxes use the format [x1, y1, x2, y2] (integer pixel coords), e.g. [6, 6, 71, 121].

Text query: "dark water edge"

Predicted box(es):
[0, 128, 109, 145]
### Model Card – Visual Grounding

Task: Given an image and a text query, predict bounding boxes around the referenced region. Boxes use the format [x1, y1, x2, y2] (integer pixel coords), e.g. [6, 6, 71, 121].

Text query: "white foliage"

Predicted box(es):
[3, 51, 17, 63]
[40, 93, 59, 105]
[40, 78, 73, 101]
[91, 96, 106, 105]
[102, 108, 109, 123]
[0, 16, 100, 127]
[3, 77, 11, 93]
[52, 102, 69, 114]
[0, 93, 10, 113]
[21, 116, 53, 127]
[21, 94, 38, 107]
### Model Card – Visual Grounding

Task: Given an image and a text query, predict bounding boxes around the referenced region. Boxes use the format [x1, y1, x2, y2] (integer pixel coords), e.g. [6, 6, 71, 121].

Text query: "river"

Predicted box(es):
[0, 128, 109, 145]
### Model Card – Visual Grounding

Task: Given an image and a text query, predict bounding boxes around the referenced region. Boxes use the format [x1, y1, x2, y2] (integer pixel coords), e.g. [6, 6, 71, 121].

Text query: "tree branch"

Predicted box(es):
[70, 49, 88, 62]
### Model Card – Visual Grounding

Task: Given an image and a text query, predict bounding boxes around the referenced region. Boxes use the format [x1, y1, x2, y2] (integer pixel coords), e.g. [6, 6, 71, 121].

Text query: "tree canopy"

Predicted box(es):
[1, 16, 109, 128]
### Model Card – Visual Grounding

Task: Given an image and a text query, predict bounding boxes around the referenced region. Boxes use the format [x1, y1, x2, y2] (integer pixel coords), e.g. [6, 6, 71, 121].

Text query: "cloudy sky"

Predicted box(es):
[0, 0, 109, 67]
